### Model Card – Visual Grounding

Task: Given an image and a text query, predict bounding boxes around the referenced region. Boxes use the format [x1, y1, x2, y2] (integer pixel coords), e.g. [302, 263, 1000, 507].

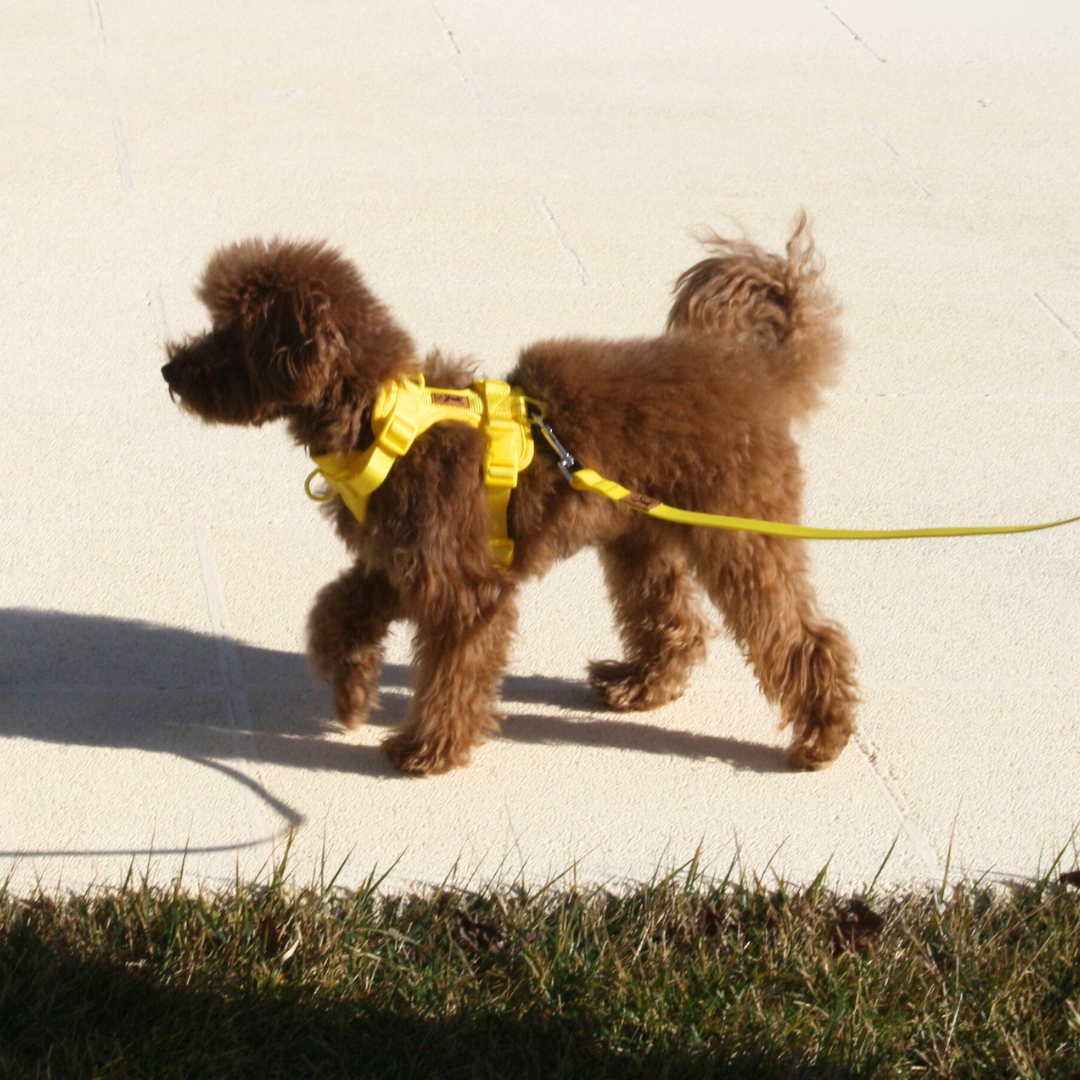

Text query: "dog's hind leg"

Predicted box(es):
[307, 564, 401, 728]
[382, 587, 519, 775]
[692, 531, 858, 770]
[588, 530, 712, 711]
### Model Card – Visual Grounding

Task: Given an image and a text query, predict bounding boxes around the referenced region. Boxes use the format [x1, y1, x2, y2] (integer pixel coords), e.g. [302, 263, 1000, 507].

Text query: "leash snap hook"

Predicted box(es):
[528, 406, 579, 485]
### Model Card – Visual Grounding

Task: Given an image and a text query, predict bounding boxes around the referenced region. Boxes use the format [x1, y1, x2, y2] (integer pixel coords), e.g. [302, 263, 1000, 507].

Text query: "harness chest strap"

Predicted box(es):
[305, 377, 534, 567]
[477, 379, 535, 566]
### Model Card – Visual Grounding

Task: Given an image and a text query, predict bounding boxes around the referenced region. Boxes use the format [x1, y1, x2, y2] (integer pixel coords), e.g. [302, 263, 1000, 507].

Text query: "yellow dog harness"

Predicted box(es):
[305, 377, 535, 568]
[306, 376, 1080, 567]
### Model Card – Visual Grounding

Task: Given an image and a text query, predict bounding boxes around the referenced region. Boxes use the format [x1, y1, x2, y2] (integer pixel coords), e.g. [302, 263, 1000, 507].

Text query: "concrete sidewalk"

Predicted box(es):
[2, 1, 1079, 895]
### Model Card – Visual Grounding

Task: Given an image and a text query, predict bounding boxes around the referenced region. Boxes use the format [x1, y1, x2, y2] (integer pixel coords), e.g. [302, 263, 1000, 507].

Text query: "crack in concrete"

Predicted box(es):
[111, 115, 134, 192]
[425, 0, 461, 54]
[88, 0, 107, 51]
[1034, 291, 1080, 348]
[866, 126, 936, 200]
[819, 1, 886, 63]
[427, 0, 499, 121]
[535, 197, 594, 287]
[150, 282, 170, 346]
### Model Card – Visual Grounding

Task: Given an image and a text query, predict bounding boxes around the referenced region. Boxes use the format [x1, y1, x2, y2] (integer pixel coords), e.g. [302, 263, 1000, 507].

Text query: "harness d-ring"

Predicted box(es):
[305, 467, 335, 502]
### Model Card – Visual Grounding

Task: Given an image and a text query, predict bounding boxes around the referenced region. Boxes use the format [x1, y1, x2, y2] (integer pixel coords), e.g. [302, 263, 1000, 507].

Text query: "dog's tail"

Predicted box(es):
[666, 213, 843, 418]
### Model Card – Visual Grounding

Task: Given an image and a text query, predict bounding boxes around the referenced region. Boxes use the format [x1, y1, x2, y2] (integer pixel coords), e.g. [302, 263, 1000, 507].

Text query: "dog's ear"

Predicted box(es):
[196, 239, 415, 412]
[196, 239, 351, 406]
[247, 278, 345, 405]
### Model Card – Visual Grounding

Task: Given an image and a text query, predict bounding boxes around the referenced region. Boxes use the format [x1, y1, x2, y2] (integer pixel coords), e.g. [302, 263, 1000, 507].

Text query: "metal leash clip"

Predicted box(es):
[525, 402, 579, 484]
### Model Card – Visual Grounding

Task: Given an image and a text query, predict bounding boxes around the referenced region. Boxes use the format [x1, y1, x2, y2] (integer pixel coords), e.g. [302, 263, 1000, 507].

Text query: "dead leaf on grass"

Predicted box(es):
[832, 898, 884, 956]
[452, 909, 504, 955]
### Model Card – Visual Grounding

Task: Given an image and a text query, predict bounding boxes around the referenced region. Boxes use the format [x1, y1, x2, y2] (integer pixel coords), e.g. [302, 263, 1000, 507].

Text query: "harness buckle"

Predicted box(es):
[485, 461, 518, 486]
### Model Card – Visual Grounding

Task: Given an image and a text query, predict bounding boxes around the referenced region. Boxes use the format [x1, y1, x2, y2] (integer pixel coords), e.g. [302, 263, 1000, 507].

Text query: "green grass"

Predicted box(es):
[2, 854, 1080, 1079]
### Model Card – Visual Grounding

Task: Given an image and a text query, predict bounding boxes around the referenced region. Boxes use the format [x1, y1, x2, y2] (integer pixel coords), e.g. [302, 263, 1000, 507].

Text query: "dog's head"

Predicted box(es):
[162, 239, 416, 440]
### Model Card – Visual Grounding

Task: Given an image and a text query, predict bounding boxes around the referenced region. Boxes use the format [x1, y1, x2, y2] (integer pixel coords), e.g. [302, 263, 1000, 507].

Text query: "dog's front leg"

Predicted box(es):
[307, 565, 401, 728]
[383, 587, 519, 775]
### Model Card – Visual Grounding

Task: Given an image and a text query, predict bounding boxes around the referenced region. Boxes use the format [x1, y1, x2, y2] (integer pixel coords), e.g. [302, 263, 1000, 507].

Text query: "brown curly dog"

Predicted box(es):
[162, 216, 857, 776]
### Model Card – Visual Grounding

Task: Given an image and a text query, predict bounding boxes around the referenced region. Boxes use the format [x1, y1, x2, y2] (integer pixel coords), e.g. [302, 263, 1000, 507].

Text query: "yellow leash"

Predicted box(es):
[568, 467, 1080, 540]
[530, 414, 1080, 541]
[307, 378, 1080, 564]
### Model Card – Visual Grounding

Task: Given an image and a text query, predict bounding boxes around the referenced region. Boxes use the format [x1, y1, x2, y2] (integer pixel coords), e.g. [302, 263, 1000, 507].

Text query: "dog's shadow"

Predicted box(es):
[0, 608, 787, 786]
[366, 674, 787, 774]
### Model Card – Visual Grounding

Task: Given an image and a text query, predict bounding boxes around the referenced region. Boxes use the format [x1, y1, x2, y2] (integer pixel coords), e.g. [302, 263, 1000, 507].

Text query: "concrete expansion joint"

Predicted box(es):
[194, 523, 250, 729]
[853, 730, 946, 881]
[87, 0, 136, 194]
[193, 522, 279, 847]
[1033, 292, 1080, 347]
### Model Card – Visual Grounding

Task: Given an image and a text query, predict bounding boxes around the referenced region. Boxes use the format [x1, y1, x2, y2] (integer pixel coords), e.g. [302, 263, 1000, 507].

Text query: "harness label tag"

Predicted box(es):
[621, 491, 662, 512]
[430, 392, 472, 409]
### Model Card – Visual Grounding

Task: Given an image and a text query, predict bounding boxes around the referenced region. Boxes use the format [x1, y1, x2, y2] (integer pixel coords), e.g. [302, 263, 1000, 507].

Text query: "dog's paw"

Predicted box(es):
[784, 698, 856, 770]
[785, 743, 837, 771]
[785, 726, 851, 771]
[332, 683, 372, 729]
[382, 731, 471, 776]
[587, 659, 685, 712]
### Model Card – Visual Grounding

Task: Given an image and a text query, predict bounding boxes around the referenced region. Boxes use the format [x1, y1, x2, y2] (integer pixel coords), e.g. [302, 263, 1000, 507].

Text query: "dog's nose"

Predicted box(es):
[161, 362, 176, 383]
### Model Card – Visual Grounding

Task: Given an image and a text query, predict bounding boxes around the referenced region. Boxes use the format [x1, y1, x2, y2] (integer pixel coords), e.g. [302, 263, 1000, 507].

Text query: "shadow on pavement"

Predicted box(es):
[0, 608, 785, 779]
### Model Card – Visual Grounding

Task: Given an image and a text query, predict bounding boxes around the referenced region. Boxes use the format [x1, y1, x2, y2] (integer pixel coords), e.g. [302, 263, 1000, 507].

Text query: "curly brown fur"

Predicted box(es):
[163, 218, 857, 776]
[667, 212, 843, 420]
[162, 239, 417, 449]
